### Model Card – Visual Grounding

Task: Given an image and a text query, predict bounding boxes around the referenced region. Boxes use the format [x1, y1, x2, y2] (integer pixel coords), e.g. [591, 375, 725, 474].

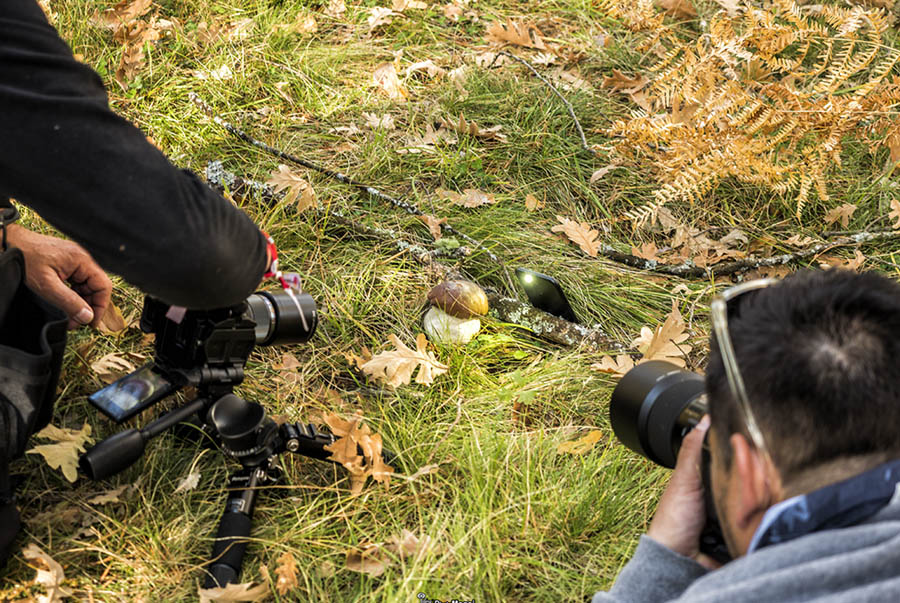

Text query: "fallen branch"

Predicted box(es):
[191, 93, 515, 291]
[206, 163, 625, 352]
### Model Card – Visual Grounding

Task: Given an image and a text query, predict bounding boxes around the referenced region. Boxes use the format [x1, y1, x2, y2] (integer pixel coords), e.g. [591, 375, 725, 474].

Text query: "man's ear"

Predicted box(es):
[729, 433, 779, 530]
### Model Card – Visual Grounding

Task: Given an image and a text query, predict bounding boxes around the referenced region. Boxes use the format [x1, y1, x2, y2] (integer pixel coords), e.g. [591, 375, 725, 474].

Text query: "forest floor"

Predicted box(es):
[3, 0, 900, 601]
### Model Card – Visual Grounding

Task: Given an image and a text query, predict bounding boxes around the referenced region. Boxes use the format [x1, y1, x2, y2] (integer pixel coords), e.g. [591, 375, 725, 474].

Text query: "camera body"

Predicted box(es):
[89, 290, 317, 423]
[610, 360, 731, 563]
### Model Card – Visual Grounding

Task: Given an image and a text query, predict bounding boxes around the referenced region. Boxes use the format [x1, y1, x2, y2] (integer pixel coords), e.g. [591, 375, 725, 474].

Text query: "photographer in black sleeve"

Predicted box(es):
[593, 269, 900, 602]
[0, 0, 270, 561]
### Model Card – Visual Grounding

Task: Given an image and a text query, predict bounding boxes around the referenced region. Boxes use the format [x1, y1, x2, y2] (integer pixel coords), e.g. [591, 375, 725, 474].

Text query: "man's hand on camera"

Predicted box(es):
[7, 225, 113, 330]
[647, 415, 720, 570]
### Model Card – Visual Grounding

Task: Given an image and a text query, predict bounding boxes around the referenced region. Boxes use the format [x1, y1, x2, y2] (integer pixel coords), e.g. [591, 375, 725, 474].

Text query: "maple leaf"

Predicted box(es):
[557, 430, 604, 454]
[657, 0, 698, 19]
[266, 165, 317, 212]
[198, 580, 269, 603]
[824, 203, 857, 228]
[436, 188, 497, 208]
[420, 214, 447, 240]
[590, 354, 635, 377]
[631, 300, 692, 366]
[323, 0, 346, 19]
[22, 544, 73, 603]
[274, 552, 299, 596]
[888, 200, 900, 229]
[27, 423, 93, 483]
[524, 194, 544, 212]
[372, 62, 409, 100]
[632, 242, 660, 261]
[359, 334, 449, 387]
[551, 216, 601, 257]
[485, 18, 546, 50]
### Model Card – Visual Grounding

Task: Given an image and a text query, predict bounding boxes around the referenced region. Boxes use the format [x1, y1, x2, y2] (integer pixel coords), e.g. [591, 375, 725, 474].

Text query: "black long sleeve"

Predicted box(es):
[0, 0, 267, 309]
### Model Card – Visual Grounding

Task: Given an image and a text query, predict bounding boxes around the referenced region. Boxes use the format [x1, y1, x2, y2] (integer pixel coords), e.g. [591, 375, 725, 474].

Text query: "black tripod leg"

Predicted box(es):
[203, 467, 263, 588]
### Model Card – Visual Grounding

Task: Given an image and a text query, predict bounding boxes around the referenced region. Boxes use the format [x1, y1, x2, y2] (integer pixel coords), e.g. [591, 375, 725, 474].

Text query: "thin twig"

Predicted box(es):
[190, 93, 515, 292]
[489, 51, 599, 157]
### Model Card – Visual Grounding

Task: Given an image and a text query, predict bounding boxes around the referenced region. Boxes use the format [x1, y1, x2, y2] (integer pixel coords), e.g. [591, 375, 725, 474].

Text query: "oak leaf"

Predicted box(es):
[266, 165, 317, 212]
[91, 353, 135, 384]
[323, 413, 394, 494]
[436, 188, 497, 208]
[174, 470, 201, 493]
[888, 199, 900, 229]
[359, 334, 449, 387]
[824, 203, 857, 228]
[602, 70, 649, 93]
[22, 544, 72, 603]
[657, 0, 698, 19]
[323, 0, 346, 19]
[551, 216, 601, 257]
[346, 529, 434, 576]
[367, 7, 396, 29]
[632, 242, 660, 261]
[591, 354, 635, 377]
[198, 581, 269, 603]
[362, 112, 396, 130]
[372, 62, 409, 100]
[93, 0, 153, 30]
[485, 18, 546, 50]
[394, 0, 428, 9]
[406, 60, 446, 79]
[26, 423, 92, 483]
[557, 430, 604, 454]
[87, 484, 130, 505]
[420, 214, 447, 240]
[274, 552, 299, 596]
[632, 300, 691, 366]
[819, 249, 866, 272]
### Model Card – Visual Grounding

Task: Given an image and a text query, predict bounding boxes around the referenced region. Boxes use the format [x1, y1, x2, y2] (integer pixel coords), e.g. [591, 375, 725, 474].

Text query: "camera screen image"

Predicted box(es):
[89, 364, 175, 423]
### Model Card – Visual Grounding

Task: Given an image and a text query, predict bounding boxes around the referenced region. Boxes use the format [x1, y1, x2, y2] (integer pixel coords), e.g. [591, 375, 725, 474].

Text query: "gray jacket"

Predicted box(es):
[592, 500, 900, 602]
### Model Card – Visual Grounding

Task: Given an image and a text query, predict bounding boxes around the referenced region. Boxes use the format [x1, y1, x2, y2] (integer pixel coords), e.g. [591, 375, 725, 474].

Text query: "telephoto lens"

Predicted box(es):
[245, 290, 318, 346]
[609, 360, 706, 468]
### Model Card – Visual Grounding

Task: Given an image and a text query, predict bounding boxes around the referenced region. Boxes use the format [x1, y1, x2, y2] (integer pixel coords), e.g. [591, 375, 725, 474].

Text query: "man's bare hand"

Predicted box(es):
[647, 415, 720, 569]
[7, 225, 112, 330]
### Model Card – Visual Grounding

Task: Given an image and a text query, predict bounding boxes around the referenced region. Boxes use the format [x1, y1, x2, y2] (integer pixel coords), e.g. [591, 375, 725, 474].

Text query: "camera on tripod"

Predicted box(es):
[609, 360, 731, 563]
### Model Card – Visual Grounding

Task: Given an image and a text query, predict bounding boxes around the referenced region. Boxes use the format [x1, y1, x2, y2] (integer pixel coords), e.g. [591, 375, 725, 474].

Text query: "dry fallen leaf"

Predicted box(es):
[657, 0, 698, 19]
[439, 114, 506, 141]
[274, 552, 299, 596]
[632, 241, 661, 261]
[27, 423, 92, 483]
[362, 112, 396, 130]
[436, 188, 497, 208]
[591, 354, 635, 377]
[97, 301, 128, 333]
[551, 216, 601, 257]
[323, 0, 346, 19]
[602, 70, 651, 110]
[785, 234, 817, 247]
[485, 18, 546, 50]
[557, 430, 604, 454]
[22, 543, 73, 603]
[406, 59, 446, 79]
[87, 484, 130, 505]
[359, 333, 449, 387]
[824, 203, 857, 228]
[193, 65, 234, 81]
[889, 199, 900, 229]
[819, 249, 866, 272]
[372, 62, 409, 100]
[174, 470, 201, 494]
[524, 194, 544, 212]
[631, 300, 692, 366]
[91, 353, 135, 384]
[324, 413, 394, 495]
[590, 164, 619, 184]
[394, 0, 429, 10]
[93, 0, 153, 30]
[266, 165, 317, 212]
[198, 580, 270, 603]
[346, 529, 434, 576]
[420, 214, 447, 240]
[367, 7, 396, 29]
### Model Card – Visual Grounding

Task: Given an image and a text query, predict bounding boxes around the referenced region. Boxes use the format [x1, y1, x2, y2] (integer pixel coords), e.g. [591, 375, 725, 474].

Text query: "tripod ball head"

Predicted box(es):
[209, 394, 278, 466]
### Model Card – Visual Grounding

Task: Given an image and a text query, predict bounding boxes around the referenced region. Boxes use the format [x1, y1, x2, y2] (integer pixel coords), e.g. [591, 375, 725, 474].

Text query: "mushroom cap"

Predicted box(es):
[427, 280, 489, 319]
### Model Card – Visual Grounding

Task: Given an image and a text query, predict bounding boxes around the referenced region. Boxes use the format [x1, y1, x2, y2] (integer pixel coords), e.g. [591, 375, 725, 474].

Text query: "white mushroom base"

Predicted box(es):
[422, 306, 482, 345]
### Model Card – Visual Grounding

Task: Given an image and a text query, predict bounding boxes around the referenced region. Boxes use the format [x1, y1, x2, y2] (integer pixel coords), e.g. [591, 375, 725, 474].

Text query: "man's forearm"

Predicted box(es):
[0, 0, 267, 308]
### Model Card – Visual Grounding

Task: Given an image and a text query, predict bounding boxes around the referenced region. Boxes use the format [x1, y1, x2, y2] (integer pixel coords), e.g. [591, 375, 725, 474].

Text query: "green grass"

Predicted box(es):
[3, 0, 900, 600]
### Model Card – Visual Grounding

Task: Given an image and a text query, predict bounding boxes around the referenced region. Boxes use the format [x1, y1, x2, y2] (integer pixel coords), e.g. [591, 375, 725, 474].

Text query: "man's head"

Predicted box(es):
[705, 268, 900, 554]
